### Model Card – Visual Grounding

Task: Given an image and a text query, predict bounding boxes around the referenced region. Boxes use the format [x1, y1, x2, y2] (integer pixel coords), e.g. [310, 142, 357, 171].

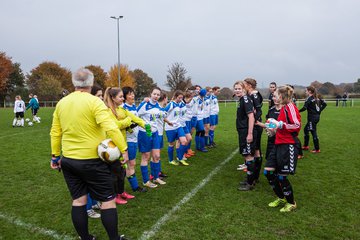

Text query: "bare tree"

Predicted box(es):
[166, 62, 192, 91]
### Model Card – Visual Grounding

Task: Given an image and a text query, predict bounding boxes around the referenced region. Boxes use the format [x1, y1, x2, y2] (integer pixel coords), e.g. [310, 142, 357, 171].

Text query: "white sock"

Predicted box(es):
[21, 118, 24, 126]
[13, 118, 17, 126]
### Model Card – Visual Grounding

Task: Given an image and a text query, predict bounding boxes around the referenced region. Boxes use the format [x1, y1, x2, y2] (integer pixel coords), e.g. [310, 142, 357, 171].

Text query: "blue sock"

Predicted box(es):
[176, 147, 181, 160]
[159, 159, 162, 172]
[168, 146, 174, 162]
[86, 194, 93, 211]
[200, 137, 205, 149]
[140, 165, 149, 183]
[195, 136, 200, 149]
[150, 161, 155, 178]
[209, 130, 214, 144]
[205, 136, 209, 146]
[178, 145, 185, 160]
[154, 162, 160, 180]
[127, 174, 139, 191]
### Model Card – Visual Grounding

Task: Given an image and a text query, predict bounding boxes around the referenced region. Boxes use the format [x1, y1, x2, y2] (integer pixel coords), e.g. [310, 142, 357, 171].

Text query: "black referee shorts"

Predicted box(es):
[61, 156, 115, 202]
[265, 144, 298, 175]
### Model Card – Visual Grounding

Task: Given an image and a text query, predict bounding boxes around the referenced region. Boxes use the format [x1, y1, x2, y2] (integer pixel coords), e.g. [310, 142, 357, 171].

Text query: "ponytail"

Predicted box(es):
[104, 87, 121, 118]
[277, 85, 293, 105]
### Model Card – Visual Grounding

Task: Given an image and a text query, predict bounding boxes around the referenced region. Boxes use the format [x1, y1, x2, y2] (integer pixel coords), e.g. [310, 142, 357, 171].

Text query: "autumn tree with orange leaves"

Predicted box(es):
[106, 64, 135, 88]
[0, 52, 14, 94]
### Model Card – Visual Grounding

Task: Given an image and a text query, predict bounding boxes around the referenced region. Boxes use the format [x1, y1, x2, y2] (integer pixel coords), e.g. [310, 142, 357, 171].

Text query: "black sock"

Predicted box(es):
[279, 176, 295, 204]
[264, 170, 284, 199]
[101, 208, 119, 240]
[71, 205, 90, 240]
[246, 160, 256, 185]
[254, 157, 263, 180]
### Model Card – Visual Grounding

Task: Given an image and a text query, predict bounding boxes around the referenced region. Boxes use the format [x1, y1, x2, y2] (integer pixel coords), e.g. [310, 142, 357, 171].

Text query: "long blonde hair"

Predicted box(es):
[276, 85, 294, 105]
[104, 87, 121, 118]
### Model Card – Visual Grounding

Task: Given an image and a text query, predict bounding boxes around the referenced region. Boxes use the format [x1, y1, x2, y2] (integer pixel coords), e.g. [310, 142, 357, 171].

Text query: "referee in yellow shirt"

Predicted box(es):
[50, 68, 129, 240]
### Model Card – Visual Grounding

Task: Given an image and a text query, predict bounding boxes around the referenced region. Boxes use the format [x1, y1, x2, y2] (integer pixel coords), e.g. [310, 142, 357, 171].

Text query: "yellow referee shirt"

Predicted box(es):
[50, 91, 127, 159]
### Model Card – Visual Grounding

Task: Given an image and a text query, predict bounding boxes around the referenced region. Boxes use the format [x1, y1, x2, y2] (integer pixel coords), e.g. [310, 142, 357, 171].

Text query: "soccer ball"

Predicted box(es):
[98, 139, 121, 163]
[16, 120, 21, 126]
[28, 122, 34, 127]
[25, 118, 30, 122]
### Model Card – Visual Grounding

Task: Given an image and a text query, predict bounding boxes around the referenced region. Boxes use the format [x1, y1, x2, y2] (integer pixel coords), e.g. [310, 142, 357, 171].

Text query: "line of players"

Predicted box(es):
[234, 78, 326, 213]
[12, 93, 41, 127]
[86, 84, 220, 218]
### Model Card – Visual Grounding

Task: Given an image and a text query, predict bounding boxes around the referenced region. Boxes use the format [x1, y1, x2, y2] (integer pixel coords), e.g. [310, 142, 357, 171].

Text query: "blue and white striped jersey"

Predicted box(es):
[210, 95, 219, 115]
[178, 101, 187, 127]
[123, 103, 139, 143]
[195, 96, 205, 120]
[137, 100, 161, 133]
[164, 101, 181, 131]
[203, 95, 211, 118]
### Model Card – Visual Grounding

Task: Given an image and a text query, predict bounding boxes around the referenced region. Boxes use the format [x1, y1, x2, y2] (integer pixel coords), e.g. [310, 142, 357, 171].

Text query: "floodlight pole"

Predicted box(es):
[110, 16, 123, 87]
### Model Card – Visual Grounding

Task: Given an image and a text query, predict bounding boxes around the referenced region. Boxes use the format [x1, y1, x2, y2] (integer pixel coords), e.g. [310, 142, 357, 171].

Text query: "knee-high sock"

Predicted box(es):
[168, 146, 174, 162]
[127, 173, 139, 191]
[140, 165, 149, 183]
[209, 130, 214, 144]
[195, 136, 200, 150]
[200, 137, 206, 149]
[150, 161, 155, 178]
[279, 176, 295, 204]
[12, 118, 17, 126]
[71, 205, 89, 240]
[159, 159, 162, 172]
[177, 145, 185, 160]
[204, 136, 209, 146]
[153, 162, 160, 180]
[254, 157, 263, 180]
[101, 208, 119, 240]
[246, 160, 256, 185]
[264, 170, 284, 199]
[176, 147, 181, 159]
[20, 118, 24, 126]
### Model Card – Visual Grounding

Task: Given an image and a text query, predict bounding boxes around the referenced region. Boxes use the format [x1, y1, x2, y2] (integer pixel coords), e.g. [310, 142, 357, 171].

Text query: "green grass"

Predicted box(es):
[0, 103, 359, 240]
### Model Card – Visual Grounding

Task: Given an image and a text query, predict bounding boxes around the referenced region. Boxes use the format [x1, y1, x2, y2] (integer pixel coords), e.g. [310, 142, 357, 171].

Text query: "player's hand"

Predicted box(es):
[50, 155, 61, 171]
[143, 97, 150, 102]
[120, 151, 129, 164]
[265, 128, 276, 137]
[246, 134, 253, 143]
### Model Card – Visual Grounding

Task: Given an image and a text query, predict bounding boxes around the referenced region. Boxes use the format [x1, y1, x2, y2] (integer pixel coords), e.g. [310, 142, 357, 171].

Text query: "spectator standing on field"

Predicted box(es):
[335, 94, 341, 107]
[50, 68, 129, 240]
[26, 93, 40, 123]
[342, 92, 348, 107]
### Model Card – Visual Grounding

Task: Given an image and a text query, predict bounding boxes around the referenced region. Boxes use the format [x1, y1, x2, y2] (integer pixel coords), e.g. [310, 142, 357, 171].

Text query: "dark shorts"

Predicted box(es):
[61, 157, 115, 202]
[254, 125, 263, 151]
[237, 129, 255, 156]
[265, 144, 298, 175]
[15, 112, 24, 118]
[32, 108, 38, 116]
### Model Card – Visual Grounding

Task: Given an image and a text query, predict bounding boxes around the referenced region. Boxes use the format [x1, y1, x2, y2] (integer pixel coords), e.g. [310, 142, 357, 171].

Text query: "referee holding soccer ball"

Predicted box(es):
[50, 68, 129, 240]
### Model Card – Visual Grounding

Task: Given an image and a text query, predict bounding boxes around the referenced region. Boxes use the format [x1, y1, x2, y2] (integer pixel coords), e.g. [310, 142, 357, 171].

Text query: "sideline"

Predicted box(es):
[0, 212, 73, 240]
[140, 148, 239, 240]
[0, 129, 44, 139]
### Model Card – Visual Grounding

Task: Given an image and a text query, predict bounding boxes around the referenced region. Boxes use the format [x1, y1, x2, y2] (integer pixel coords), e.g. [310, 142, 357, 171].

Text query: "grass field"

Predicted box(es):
[0, 103, 359, 240]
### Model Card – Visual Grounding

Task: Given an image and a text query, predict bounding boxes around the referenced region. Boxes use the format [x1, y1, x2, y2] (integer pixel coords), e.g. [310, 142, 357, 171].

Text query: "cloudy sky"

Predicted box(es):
[1, 0, 359, 89]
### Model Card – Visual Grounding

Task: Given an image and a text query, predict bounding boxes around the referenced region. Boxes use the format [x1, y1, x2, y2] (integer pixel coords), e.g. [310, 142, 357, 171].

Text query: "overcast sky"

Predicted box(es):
[1, 0, 359, 89]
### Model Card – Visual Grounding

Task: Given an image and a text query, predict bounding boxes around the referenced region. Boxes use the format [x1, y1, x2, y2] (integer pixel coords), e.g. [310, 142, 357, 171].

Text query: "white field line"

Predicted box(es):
[0, 212, 73, 240]
[0, 129, 43, 139]
[140, 148, 239, 240]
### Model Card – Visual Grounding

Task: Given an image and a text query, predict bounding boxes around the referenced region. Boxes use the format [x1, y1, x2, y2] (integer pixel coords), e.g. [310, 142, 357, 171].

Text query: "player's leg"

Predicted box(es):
[303, 122, 310, 150]
[253, 126, 263, 182]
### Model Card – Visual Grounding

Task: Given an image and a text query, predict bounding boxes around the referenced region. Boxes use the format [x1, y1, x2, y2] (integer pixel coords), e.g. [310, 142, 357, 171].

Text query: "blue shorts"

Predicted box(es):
[190, 117, 197, 129]
[186, 121, 192, 132]
[203, 117, 210, 125]
[196, 119, 204, 131]
[183, 125, 190, 134]
[166, 128, 185, 143]
[210, 115, 218, 126]
[127, 142, 137, 160]
[159, 135, 164, 149]
[138, 131, 161, 153]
